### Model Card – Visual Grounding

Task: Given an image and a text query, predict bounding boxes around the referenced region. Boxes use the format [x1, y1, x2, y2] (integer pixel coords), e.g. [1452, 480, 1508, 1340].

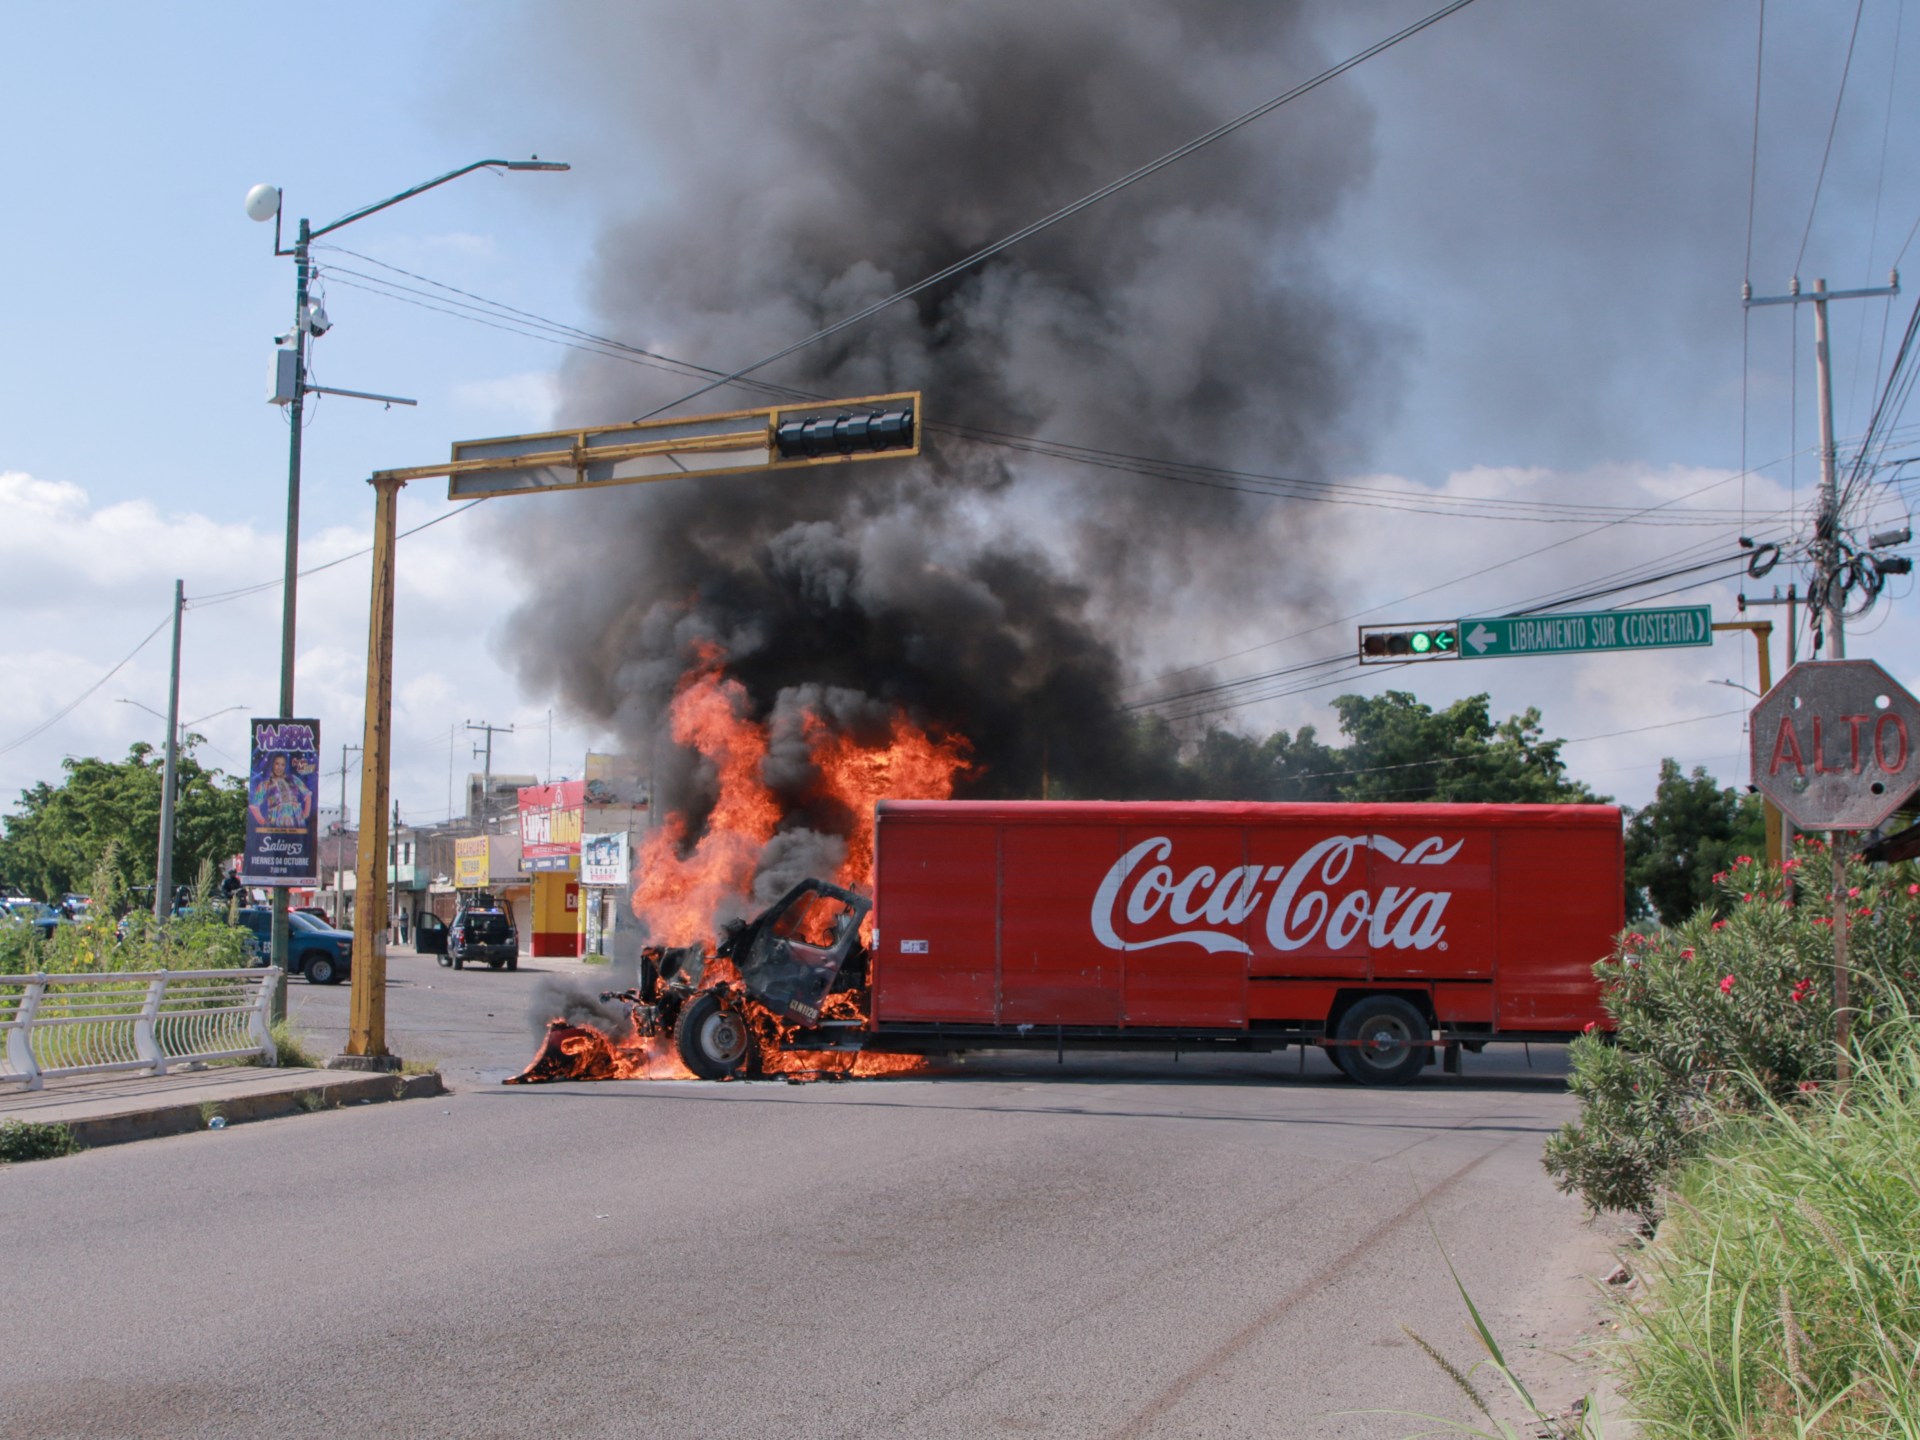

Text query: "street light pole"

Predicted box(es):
[266, 217, 311, 1014]
[246, 158, 568, 1023]
[156, 581, 184, 921]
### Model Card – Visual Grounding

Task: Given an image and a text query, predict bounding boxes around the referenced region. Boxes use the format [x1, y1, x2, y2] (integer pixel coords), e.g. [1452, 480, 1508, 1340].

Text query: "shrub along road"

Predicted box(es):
[3, 1029, 1624, 1439]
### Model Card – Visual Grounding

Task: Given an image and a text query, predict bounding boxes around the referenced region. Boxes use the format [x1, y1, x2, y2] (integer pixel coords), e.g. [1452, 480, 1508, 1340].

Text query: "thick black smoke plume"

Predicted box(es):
[496, 1, 1391, 812]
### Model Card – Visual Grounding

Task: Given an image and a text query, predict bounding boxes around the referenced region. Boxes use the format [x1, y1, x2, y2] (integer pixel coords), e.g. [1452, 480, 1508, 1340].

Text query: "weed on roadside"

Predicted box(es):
[1364, 1215, 1612, 1439]
[1394, 1267, 1607, 1438]
[269, 1020, 324, 1069]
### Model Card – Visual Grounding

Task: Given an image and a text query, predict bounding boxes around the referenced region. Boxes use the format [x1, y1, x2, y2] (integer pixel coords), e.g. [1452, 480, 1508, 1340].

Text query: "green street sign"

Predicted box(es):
[1457, 605, 1713, 660]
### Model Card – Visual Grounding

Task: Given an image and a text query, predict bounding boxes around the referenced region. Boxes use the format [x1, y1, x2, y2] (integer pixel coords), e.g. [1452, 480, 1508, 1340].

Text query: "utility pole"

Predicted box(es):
[1740, 585, 1800, 861]
[334, 743, 361, 926]
[1744, 273, 1899, 658]
[1710, 620, 1781, 866]
[466, 720, 513, 835]
[390, 797, 402, 944]
[154, 580, 184, 921]
[247, 159, 566, 1056]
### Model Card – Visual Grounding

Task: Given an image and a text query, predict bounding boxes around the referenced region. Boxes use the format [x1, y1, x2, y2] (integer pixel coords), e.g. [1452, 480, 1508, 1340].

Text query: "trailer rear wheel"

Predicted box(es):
[676, 990, 756, 1080]
[1335, 996, 1430, 1086]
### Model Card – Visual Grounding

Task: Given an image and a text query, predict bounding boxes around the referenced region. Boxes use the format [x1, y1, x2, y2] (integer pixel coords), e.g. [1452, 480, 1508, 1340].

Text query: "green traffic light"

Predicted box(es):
[1411, 632, 1433, 654]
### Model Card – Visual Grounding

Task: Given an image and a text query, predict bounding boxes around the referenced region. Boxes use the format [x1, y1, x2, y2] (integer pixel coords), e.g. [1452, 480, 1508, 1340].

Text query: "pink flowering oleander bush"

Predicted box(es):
[1542, 842, 1920, 1222]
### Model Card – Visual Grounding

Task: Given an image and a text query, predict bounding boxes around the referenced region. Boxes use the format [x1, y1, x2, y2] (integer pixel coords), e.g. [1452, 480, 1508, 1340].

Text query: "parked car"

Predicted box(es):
[235, 906, 354, 984]
[3, 899, 61, 940]
[292, 905, 335, 927]
[444, 906, 518, 971]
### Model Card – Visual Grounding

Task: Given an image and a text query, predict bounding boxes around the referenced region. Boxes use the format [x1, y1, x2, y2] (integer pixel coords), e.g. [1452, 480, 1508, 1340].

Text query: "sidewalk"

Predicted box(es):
[0, 1064, 445, 1150]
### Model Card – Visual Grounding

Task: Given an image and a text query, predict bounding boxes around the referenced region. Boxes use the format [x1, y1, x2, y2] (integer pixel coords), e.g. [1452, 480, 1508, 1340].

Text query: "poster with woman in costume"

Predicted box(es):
[241, 718, 320, 885]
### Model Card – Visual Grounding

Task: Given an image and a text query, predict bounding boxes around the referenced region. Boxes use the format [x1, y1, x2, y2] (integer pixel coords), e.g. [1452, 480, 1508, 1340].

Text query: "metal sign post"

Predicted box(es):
[1750, 659, 1920, 1091]
[335, 394, 921, 1068]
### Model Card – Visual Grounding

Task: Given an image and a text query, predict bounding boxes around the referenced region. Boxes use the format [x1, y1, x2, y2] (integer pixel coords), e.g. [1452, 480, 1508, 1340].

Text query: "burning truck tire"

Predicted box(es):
[675, 989, 759, 1080]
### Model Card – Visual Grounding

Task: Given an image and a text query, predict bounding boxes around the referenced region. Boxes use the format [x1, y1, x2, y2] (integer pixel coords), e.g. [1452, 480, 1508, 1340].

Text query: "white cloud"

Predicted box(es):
[0, 472, 607, 835]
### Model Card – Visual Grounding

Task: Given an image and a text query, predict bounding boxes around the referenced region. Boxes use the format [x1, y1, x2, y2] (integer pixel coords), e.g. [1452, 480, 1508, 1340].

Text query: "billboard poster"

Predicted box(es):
[241, 718, 320, 885]
[454, 836, 490, 890]
[519, 780, 585, 872]
[580, 832, 630, 888]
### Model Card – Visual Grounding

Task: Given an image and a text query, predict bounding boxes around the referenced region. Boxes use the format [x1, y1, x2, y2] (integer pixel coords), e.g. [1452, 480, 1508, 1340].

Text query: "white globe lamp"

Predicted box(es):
[244, 184, 282, 223]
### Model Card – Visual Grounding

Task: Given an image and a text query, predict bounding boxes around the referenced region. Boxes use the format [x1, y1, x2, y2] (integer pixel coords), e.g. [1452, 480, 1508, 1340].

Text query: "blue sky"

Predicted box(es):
[5, 0, 1919, 830]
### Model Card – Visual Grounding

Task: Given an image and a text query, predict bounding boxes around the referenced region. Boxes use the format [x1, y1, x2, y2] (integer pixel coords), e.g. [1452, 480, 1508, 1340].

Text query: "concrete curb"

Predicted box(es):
[9, 1071, 447, 1151]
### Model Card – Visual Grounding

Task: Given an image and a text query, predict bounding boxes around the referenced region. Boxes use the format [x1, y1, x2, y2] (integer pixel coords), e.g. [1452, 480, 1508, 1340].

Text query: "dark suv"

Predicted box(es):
[236, 907, 354, 985]
[446, 907, 518, 971]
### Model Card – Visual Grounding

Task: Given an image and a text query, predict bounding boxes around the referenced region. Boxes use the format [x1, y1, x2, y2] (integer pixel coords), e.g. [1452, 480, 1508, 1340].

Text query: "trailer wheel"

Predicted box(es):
[675, 990, 757, 1080]
[1335, 996, 1430, 1086]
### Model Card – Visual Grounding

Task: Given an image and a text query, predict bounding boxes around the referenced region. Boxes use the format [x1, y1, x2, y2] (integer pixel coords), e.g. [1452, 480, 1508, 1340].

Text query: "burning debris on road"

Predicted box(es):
[509, 652, 961, 1086]
[508, 883, 928, 1085]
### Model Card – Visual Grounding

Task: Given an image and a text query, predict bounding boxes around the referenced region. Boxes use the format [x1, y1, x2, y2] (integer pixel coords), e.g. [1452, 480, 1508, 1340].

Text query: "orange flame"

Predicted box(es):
[805, 710, 972, 896]
[632, 648, 970, 941]
[629, 657, 778, 945]
[506, 1020, 695, 1084]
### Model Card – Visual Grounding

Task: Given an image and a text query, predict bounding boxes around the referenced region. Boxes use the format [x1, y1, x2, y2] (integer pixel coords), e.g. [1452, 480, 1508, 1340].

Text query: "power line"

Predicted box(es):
[1793, 0, 1868, 276]
[189, 500, 488, 609]
[0, 611, 174, 757]
[333, 252, 1779, 529]
[1133, 535, 1788, 725]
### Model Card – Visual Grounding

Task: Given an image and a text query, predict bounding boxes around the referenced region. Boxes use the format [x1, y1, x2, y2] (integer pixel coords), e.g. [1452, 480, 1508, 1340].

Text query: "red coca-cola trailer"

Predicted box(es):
[573, 798, 1627, 1087]
[855, 799, 1623, 1083]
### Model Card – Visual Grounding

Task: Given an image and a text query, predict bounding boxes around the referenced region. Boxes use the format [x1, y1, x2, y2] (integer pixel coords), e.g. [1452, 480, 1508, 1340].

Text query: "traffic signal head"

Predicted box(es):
[1358, 623, 1461, 663]
[774, 404, 916, 461]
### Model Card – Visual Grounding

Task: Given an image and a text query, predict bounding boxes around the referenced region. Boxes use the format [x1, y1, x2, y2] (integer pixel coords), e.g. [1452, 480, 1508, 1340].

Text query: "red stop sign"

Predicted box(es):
[1750, 659, 1920, 831]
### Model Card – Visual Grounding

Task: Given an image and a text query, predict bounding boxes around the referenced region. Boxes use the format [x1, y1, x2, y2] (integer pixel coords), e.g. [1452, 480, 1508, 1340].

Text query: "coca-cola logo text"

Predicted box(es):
[1090, 834, 1462, 956]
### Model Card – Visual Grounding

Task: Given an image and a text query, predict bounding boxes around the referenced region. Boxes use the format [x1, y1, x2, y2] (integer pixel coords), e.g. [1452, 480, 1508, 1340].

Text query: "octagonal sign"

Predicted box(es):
[1750, 659, 1920, 830]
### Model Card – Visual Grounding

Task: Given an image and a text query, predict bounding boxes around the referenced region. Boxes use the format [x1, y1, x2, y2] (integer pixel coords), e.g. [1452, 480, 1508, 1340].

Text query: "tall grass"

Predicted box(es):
[0, 853, 252, 977]
[1619, 1015, 1920, 1438]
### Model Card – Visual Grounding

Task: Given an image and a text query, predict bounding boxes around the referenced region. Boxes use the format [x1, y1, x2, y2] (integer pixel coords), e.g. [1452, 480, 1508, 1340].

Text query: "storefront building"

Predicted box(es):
[580, 752, 651, 963]
[518, 781, 584, 958]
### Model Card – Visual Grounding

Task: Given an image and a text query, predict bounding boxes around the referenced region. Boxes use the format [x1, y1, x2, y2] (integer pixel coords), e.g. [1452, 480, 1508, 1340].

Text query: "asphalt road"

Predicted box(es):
[285, 943, 616, 1087]
[5, 966, 1619, 1440]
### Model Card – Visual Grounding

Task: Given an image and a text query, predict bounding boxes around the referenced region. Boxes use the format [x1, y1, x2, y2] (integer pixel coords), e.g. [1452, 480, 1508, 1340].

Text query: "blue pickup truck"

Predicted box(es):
[236, 907, 354, 985]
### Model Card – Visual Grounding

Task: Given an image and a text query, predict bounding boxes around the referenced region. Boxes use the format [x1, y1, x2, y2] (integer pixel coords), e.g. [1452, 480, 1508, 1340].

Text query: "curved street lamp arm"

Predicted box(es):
[307, 158, 568, 242]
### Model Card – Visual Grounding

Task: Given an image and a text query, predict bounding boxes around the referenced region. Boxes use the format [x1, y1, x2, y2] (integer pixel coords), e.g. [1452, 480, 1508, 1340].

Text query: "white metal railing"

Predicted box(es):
[0, 967, 277, 1091]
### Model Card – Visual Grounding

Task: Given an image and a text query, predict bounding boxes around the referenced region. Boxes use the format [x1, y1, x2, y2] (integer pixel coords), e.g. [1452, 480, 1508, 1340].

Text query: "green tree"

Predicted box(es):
[1184, 724, 1341, 801]
[1329, 691, 1601, 804]
[1623, 758, 1767, 925]
[0, 742, 246, 902]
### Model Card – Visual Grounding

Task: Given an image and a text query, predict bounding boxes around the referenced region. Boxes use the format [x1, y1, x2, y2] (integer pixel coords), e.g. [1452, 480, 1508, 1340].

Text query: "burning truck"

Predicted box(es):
[513, 798, 1624, 1087]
